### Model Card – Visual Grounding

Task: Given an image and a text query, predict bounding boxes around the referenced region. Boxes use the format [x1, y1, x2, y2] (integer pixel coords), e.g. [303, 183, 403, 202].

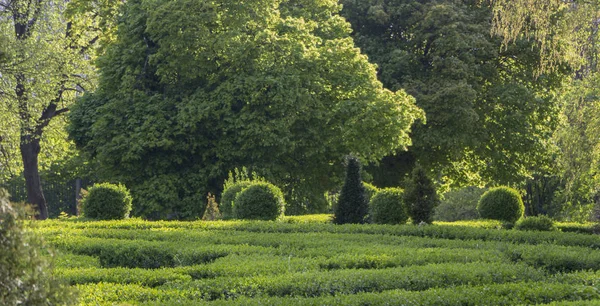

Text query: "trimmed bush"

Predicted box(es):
[477, 186, 524, 223]
[233, 182, 285, 220]
[515, 215, 556, 231]
[220, 181, 252, 219]
[404, 165, 439, 224]
[370, 188, 408, 225]
[334, 156, 369, 224]
[82, 183, 133, 220]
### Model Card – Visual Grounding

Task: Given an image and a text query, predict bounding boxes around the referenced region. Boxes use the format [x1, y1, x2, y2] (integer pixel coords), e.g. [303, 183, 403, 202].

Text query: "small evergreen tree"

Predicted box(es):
[404, 165, 439, 224]
[334, 156, 368, 224]
[202, 193, 222, 221]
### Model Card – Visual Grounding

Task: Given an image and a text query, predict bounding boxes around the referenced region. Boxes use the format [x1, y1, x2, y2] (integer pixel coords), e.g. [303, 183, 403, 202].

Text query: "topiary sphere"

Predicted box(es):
[82, 183, 133, 220]
[370, 188, 407, 225]
[220, 181, 252, 219]
[477, 186, 524, 223]
[233, 182, 285, 220]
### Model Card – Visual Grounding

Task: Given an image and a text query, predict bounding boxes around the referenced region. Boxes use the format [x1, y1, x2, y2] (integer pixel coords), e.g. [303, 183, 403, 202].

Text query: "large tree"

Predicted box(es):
[340, 0, 567, 187]
[487, 0, 600, 220]
[69, 0, 423, 219]
[0, 0, 119, 218]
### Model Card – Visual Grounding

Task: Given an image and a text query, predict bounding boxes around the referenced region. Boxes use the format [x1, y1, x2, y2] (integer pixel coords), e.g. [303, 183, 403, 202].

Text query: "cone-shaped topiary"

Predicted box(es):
[81, 183, 132, 220]
[202, 193, 222, 221]
[370, 188, 408, 225]
[477, 186, 524, 223]
[334, 156, 368, 224]
[404, 165, 439, 224]
[233, 182, 285, 220]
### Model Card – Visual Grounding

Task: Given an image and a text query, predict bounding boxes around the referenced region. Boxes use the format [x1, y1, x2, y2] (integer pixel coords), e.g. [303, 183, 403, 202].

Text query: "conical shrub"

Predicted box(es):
[334, 156, 368, 224]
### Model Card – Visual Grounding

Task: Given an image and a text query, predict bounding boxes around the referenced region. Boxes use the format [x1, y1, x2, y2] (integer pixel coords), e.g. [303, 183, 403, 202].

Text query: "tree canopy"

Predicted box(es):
[340, 0, 567, 187]
[0, 0, 120, 218]
[69, 0, 423, 219]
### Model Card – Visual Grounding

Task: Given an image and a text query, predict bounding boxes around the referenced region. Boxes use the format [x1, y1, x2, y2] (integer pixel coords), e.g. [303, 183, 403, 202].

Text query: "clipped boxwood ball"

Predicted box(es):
[220, 181, 252, 219]
[370, 188, 407, 225]
[233, 182, 285, 220]
[477, 186, 524, 223]
[82, 183, 133, 220]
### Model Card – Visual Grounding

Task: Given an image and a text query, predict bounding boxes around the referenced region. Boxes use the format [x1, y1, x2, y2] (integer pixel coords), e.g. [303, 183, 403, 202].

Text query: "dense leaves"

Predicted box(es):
[477, 186, 524, 223]
[233, 182, 286, 221]
[82, 183, 133, 220]
[69, 0, 422, 219]
[369, 188, 407, 225]
[0, 189, 74, 304]
[341, 0, 565, 187]
[334, 156, 369, 224]
[404, 165, 439, 224]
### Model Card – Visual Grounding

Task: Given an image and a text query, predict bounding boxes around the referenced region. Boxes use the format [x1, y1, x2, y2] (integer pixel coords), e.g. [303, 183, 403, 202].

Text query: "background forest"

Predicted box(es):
[0, 0, 599, 222]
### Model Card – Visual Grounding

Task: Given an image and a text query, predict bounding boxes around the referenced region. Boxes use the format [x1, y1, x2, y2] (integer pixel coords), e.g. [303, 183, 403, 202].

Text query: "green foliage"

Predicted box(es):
[435, 186, 487, 221]
[363, 182, 379, 204]
[477, 187, 525, 223]
[404, 165, 439, 224]
[220, 181, 253, 219]
[233, 182, 286, 221]
[68, 0, 423, 220]
[369, 188, 408, 225]
[334, 156, 369, 224]
[220, 168, 265, 219]
[0, 189, 75, 305]
[341, 0, 565, 187]
[82, 183, 133, 220]
[515, 215, 557, 232]
[202, 193, 221, 221]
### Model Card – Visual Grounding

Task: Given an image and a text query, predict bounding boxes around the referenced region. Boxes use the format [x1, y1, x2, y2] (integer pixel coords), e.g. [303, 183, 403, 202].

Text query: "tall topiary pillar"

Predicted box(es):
[404, 165, 439, 224]
[334, 156, 368, 224]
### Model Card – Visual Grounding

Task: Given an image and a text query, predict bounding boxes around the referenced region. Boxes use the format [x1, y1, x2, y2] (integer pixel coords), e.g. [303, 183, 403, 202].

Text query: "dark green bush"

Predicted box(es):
[0, 189, 75, 305]
[233, 182, 285, 220]
[515, 215, 556, 231]
[220, 181, 252, 219]
[370, 188, 408, 225]
[477, 186, 524, 223]
[404, 165, 439, 224]
[82, 183, 133, 220]
[334, 156, 369, 224]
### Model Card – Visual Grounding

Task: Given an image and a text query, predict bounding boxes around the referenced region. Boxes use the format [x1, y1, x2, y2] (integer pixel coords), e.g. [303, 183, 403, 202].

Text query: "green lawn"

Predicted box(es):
[38, 216, 600, 305]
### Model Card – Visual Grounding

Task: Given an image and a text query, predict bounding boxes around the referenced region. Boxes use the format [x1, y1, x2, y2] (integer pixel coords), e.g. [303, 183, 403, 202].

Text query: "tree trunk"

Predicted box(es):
[20, 134, 48, 219]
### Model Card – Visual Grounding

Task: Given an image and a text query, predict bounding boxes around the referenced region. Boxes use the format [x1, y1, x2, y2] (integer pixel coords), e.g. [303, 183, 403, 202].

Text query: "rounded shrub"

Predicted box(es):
[515, 215, 556, 231]
[370, 188, 408, 225]
[477, 186, 524, 223]
[220, 181, 252, 219]
[233, 182, 285, 220]
[82, 183, 133, 220]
